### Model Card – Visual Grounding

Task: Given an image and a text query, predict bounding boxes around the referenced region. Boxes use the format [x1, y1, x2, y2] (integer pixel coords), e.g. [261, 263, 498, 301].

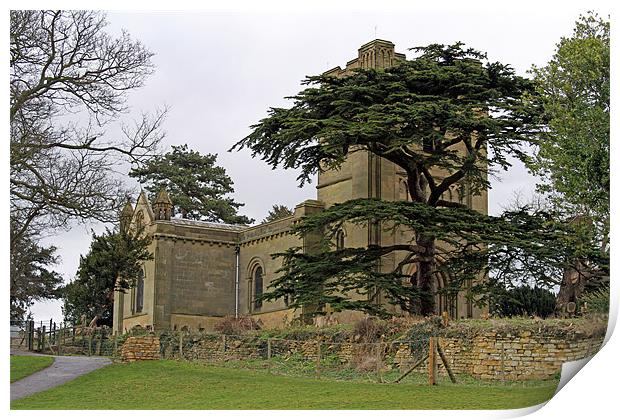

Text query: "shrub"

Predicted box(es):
[579, 285, 610, 314]
[352, 317, 386, 342]
[490, 285, 556, 318]
[214, 316, 261, 336]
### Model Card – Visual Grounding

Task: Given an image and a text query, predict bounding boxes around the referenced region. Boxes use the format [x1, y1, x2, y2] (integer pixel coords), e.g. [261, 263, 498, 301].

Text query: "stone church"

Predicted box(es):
[112, 39, 488, 334]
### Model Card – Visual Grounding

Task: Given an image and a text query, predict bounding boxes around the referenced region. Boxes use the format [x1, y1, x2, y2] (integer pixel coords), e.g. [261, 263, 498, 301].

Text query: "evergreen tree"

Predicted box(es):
[61, 227, 153, 326]
[232, 42, 605, 316]
[489, 283, 556, 318]
[10, 224, 63, 320]
[262, 204, 294, 223]
[130, 144, 252, 224]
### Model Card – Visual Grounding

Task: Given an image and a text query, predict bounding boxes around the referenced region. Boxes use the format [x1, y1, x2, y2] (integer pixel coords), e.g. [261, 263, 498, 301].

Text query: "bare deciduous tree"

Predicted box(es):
[10, 10, 166, 245]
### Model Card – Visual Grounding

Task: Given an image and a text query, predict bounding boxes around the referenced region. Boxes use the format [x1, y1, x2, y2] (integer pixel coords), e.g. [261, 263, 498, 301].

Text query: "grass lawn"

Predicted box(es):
[10, 356, 54, 383]
[11, 360, 559, 410]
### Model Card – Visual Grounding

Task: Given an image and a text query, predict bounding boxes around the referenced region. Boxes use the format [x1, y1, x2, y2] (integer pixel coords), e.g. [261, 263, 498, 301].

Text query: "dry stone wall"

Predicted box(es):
[121, 335, 161, 362]
[160, 328, 604, 380]
[392, 332, 604, 380]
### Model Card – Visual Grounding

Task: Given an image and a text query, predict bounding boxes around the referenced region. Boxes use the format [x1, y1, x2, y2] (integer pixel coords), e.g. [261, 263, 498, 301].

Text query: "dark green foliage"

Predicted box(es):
[10, 225, 63, 320]
[61, 227, 153, 326]
[489, 284, 556, 318]
[261, 198, 606, 316]
[579, 285, 610, 314]
[232, 43, 536, 191]
[232, 42, 542, 316]
[262, 204, 294, 223]
[130, 144, 252, 224]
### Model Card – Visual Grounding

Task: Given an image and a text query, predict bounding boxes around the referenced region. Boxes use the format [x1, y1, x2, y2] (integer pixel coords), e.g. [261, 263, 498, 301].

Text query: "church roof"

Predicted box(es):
[154, 188, 173, 205]
[121, 199, 134, 217]
[165, 218, 247, 232]
[136, 190, 155, 221]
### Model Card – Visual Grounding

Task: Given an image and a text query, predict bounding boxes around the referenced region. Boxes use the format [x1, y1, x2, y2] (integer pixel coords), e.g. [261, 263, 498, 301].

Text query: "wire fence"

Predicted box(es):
[160, 332, 573, 386]
[10, 319, 120, 357]
[11, 320, 584, 386]
[154, 332, 459, 384]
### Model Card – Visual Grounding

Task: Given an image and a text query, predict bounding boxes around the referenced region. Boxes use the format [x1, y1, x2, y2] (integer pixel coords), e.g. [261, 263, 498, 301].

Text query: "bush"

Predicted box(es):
[490, 285, 556, 318]
[352, 317, 386, 342]
[214, 316, 261, 336]
[579, 285, 610, 314]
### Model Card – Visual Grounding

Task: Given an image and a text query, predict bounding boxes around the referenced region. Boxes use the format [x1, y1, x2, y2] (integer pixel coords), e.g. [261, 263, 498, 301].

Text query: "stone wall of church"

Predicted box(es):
[238, 216, 303, 317]
[151, 221, 240, 330]
[238, 200, 324, 324]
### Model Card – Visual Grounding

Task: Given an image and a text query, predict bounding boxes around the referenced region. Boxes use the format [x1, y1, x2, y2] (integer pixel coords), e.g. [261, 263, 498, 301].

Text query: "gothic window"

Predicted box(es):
[135, 210, 145, 230]
[335, 230, 345, 250]
[135, 269, 144, 313]
[253, 266, 263, 311]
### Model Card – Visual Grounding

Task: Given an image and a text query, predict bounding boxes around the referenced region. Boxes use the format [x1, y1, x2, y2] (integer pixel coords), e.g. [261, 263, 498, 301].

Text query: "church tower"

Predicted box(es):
[318, 40, 407, 245]
[316, 40, 488, 317]
[153, 188, 173, 221]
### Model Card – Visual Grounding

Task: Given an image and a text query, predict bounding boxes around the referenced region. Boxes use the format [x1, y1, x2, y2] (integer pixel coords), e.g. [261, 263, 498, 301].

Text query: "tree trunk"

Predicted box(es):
[405, 171, 436, 316]
[556, 261, 587, 315]
[416, 235, 437, 316]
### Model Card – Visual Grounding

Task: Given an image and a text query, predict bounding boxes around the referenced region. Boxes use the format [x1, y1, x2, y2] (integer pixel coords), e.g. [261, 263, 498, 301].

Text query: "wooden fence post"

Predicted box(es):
[41, 326, 46, 353]
[179, 331, 184, 359]
[436, 339, 456, 384]
[58, 322, 67, 356]
[88, 332, 93, 357]
[441, 311, 450, 327]
[393, 354, 429, 383]
[96, 329, 103, 355]
[27, 321, 34, 351]
[376, 342, 382, 383]
[428, 337, 437, 386]
[57, 324, 62, 356]
[316, 340, 322, 379]
[267, 338, 272, 373]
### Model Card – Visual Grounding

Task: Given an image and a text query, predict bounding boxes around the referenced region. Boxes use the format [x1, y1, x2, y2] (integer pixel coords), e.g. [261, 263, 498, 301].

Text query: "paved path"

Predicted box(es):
[10, 350, 111, 401]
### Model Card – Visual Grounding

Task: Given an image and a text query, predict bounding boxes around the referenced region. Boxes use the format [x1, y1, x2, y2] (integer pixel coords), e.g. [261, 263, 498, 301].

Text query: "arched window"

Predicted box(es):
[335, 230, 345, 250]
[253, 266, 263, 311]
[135, 210, 145, 230]
[135, 269, 144, 313]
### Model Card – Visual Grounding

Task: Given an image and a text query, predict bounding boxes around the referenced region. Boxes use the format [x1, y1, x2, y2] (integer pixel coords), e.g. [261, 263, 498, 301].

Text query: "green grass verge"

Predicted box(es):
[11, 360, 558, 410]
[10, 356, 54, 383]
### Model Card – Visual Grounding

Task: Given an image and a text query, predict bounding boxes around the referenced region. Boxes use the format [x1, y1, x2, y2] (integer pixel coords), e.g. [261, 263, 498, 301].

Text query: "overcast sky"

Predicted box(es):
[28, 4, 610, 321]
